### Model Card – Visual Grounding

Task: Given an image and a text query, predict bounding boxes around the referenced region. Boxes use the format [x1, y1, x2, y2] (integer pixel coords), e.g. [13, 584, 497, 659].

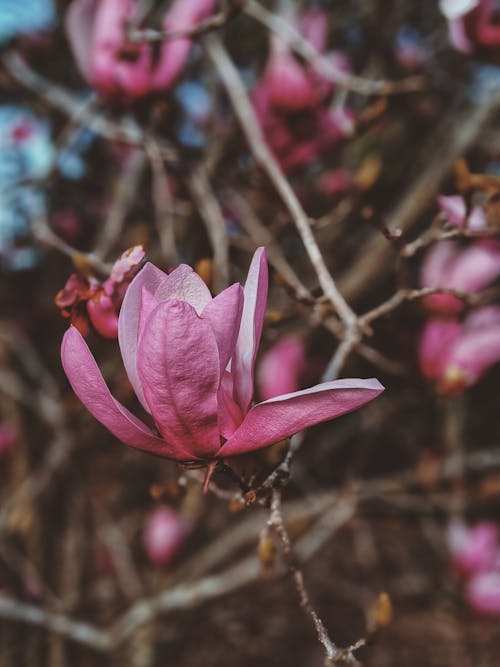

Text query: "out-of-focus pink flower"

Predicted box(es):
[447, 520, 498, 576]
[0, 422, 18, 458]
[318, 168, 353, 197]
[440, 0, 500, 53]
[252, 9, 353, 173]
[61, 248, 383, 464]
[420, 239, 500, 314]
[418, 307, 500, 394]
[65, 0, 217, 103]
[465, 571, 500, 614]
[55, 245, 145, 339]
[257, 335, 306, 401]
[143, 507, 190, 566]
[438, 195, 487, 231]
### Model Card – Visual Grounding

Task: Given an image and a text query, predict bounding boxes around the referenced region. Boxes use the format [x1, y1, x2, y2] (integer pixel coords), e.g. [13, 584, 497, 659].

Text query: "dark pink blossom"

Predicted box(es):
[65, 0, 217, 104]
[61, 248, 383, 463]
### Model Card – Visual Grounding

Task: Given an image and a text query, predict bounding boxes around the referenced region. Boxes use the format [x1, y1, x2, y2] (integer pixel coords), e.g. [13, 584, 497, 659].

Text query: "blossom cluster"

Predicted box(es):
[418, 196, 500, 394]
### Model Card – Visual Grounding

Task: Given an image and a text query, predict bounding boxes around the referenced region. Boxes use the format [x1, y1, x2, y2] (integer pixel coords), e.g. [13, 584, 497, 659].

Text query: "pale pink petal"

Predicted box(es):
[202, 283, 244, 376]
[138, 287, 159, 345]
[447, 520, 498, 575]
[154, 264, 212, 314]
[118, 262, 168, 412]
[233, 247, 269, 414]
[137, 300, 221, 459]
[61, 326, 187, 459]
[465, 571, 500, 615]
[65, 0, 97, 83]
[219, 378, 384, 457]
[143, 508, 190, 566]
[446, 241, 500, 293]
[447, 319, 500, 384]
[421, 241, 464, 313]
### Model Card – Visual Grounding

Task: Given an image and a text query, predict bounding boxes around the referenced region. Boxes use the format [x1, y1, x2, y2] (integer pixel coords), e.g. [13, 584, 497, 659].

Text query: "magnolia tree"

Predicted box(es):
[2, 1, 500, 666]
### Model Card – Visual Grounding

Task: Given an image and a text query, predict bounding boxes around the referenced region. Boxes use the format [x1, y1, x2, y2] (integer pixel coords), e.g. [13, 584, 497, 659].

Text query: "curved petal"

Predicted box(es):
[447, 242, 500, 293]
[154, 264, 212, 314]
[219, 378, 384, 457]
[137, 300, 221, 458]
[61, 326, 189, 460]
[118, 262, 168, 412]
[202, 283, 244, 376]
[232, 247, 268, 414]
[65, 0, 97, 83]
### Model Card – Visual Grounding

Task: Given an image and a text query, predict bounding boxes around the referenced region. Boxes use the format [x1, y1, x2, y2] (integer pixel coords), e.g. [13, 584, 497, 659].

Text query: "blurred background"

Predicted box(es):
[1, 0, 500, 665]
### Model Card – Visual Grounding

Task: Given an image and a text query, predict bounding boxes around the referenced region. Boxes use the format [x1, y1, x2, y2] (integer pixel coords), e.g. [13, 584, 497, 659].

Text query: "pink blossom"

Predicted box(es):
[143, 507, 190, 566]
[447, 520, 498, 576]
[65, 0, 217, 103]
[0, 422, 18, 458]
[420, 239, 500, 314]
[257, 335, 306, 401]
[418, 307, 500, 394]
[56, 245, 145, 339]
[440, 0, 500, 53]
[61, 248, 383, 464]
[437, 195, 487, 231]
[252, 10, 352, 172]
[465, 571, 500, 615]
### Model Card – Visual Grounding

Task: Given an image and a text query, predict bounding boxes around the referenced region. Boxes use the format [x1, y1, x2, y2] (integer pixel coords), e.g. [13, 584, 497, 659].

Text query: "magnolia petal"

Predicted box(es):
[65, 0, 96, 84]
[118, 262, 167, 412]
[233, 247, 268, 414]
[219, 378, 384, 457]
[154, 264, 212, 314]
[137, 300, 221, 458]
[217, 371, 244, 440]
[138, 287, 159, 345]
[202, 283, 244, 376]
[61, 326, 188, 459]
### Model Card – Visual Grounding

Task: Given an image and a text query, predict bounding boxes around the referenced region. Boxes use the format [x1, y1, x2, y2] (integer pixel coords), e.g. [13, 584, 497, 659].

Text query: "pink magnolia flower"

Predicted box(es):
[465, 571, 500, 615]
[65, 0, 217, 103]
[420, 239, 500, 314]
[418, 307, 500, 394]
[440, 0, 500, 53]
[61, 248, 383, 464]
[447, 520, 498, 576]
[143, 507, 190, 566]
[56, 246, 145, 339]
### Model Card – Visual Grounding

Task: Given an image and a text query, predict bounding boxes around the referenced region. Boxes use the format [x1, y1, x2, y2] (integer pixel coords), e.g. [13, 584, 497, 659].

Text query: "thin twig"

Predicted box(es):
[244, 0, 424, 96]
[188, 167, 230, 292]
[205, 34, 356, 326]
